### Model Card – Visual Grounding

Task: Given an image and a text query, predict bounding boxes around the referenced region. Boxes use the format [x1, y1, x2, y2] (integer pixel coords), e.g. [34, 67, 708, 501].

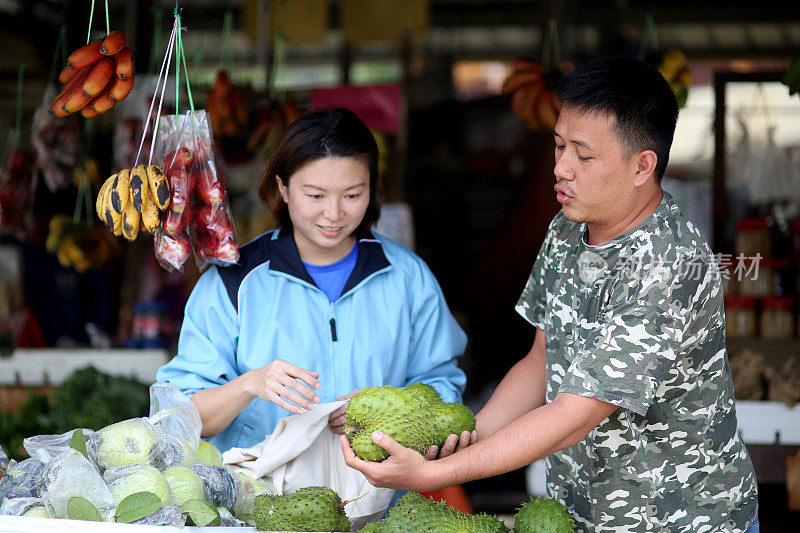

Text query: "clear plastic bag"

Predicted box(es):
[133, 504, 186, 526]
[88, 418, 166, 472]
[235, 471, 274, 518]
[104, 464, 174, 506]
[0, 458, 45, 501]
[188, 464, 241, 509]
[148, 382, 202, 468]
[0, 497, 47, 516]
[40, 449, 116, 518]
[219, 505, 247, 527]
[0, 445, 8, 475]
[23, 428, 93, 465]
[163, 465, 205, 507]
[154, 110, 239, 272]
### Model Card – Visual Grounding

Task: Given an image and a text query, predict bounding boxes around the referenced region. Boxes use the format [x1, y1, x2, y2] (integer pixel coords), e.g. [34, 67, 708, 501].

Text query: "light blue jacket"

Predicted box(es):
[157, 230, 468, 452]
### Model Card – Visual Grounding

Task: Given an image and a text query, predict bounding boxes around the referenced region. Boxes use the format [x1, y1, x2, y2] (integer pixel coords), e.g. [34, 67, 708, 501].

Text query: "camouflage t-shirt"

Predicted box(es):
[515, 192, 758, 532]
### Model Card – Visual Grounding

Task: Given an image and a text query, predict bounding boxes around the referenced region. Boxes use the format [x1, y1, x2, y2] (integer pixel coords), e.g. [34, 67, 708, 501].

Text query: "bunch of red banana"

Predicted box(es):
[49, 31, 135, 118]
[206, 70, 248, 138]
[502, 57, 562, 131]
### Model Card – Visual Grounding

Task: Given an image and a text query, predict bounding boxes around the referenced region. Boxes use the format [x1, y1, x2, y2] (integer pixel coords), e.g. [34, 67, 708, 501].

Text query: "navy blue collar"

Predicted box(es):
[270, 229, 390, 294]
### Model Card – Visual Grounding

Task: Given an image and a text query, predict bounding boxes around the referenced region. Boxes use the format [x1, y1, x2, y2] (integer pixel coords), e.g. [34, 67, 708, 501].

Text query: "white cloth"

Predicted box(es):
[222, 401, 394, 531]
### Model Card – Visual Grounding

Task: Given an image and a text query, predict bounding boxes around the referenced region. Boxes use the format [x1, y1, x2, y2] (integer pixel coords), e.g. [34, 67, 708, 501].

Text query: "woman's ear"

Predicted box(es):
[276, 175, 289, 203]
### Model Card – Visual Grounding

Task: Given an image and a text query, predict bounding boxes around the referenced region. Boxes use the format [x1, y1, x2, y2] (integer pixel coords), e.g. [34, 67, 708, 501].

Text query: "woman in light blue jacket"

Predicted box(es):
[157, 108, 471, 456]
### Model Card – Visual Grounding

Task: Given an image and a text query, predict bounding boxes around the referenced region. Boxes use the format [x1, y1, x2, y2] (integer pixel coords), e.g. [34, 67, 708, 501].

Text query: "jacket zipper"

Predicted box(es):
[329, 302, 337, 342]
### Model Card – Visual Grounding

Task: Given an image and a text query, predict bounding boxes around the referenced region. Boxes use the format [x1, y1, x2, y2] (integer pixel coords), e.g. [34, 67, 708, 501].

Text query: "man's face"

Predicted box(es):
[552, 106, 639, 225]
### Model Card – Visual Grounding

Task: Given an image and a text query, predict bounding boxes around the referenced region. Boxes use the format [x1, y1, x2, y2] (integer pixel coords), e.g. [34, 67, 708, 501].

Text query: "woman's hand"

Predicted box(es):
[244, 359, 321, 414]
[423, 430, 478, 460]
[328, 389, 363, 434]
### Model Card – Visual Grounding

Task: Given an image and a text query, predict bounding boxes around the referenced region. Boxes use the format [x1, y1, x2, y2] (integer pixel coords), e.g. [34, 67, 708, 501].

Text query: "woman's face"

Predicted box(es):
[277, 156, 371, 265]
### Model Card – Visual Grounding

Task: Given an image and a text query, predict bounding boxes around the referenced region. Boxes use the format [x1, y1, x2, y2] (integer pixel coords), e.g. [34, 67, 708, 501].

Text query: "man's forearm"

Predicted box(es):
[424, 393, 617, 491]
[191, 372, 256, 437]
[428, 401, 572, 488]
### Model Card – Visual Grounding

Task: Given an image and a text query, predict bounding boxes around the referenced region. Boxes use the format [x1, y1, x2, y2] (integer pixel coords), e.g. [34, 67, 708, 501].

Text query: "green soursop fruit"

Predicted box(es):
[252, 486, 350, 532]
[345, 384, 476, 461]
[366, 492, 508, 533]
[514, 497, 576, 533]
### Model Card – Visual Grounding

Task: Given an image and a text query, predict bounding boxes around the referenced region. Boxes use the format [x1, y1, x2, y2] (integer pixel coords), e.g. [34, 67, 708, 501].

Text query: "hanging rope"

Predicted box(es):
[221, 8, 234, 71]
[104, 0, 110, 36]
[270, 0, 288, 103]
[14, 63, 24, 146]
[149, 8, 164, 74]
[86, 0, 95, 44]
[136, 18, 177, 167]
[541, 18, 561, 73]
[48, 26, 68, 88]
[638, 14, 659, 61]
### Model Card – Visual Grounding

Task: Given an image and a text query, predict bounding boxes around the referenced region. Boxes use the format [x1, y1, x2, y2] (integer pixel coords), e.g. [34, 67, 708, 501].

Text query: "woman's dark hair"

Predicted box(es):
[556, 56, 679, 182]
[258, 107, 382, 236]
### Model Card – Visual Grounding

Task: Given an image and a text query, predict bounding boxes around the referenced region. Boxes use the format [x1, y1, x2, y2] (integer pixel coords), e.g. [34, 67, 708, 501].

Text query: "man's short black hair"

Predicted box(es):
[556, 56, 679, 182]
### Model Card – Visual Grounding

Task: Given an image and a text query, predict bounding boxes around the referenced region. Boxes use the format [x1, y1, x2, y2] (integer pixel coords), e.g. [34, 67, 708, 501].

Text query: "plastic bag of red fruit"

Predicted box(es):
[154, 110, 239, 272]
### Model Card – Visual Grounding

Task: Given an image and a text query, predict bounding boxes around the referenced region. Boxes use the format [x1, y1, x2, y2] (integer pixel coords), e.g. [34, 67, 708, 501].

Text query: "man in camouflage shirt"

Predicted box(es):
[342, 57, 759, 532]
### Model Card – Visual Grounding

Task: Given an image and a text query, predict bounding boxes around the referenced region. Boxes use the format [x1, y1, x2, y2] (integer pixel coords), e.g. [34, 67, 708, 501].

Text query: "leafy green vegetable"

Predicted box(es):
[0, 366, 149, 460]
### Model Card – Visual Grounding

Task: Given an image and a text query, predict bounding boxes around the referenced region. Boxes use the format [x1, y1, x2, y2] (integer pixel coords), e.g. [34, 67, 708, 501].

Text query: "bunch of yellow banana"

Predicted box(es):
[49, 30, 135, 118]
[46, 214, 118, 272]
[95, 164, 170, 241]
[658, 50, 692, 108]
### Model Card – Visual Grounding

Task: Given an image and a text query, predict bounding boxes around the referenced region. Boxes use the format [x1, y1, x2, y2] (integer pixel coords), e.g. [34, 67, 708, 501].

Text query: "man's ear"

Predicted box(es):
[633, 150, 658, 187]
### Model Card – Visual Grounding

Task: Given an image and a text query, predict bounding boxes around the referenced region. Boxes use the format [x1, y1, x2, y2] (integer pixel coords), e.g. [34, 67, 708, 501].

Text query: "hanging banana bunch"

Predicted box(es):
[96, 165, 170, 241]
[502, 57, 562, 131]
[658, 49, 692, 108]
[782, 52, 800, 98]
[502, 19, 565, 131]
[49, 29, 135, 118]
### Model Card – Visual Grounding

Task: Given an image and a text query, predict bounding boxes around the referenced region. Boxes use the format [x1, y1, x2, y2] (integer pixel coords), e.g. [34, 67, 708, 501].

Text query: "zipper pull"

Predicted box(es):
[330, 317, 338, 342]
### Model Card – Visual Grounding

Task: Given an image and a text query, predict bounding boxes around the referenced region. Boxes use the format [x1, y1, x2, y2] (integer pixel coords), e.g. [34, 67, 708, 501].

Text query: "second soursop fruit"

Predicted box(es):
[345, 384, 475, 461]
[252, 486, 350, 532]
[514, 497, 576, 533]
[363, 491, 508, 532]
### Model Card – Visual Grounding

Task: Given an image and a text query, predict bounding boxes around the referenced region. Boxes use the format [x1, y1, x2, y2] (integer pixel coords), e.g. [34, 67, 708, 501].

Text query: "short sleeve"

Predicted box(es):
[515, 218, 558, 330]
[557, 253, 716, 416]
[156, 267, 241, 395]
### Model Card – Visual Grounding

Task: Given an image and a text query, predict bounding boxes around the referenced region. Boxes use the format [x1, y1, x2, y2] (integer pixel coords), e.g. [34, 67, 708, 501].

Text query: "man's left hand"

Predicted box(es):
[341, 432, 439, 491]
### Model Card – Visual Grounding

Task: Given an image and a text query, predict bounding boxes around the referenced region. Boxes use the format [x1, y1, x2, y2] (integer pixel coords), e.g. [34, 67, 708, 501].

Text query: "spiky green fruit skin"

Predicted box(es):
[364, 492, 508, 533]
[252, 486, 350, 532]
[514, 497, 576, 533]
[345, 384, 476, 461]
